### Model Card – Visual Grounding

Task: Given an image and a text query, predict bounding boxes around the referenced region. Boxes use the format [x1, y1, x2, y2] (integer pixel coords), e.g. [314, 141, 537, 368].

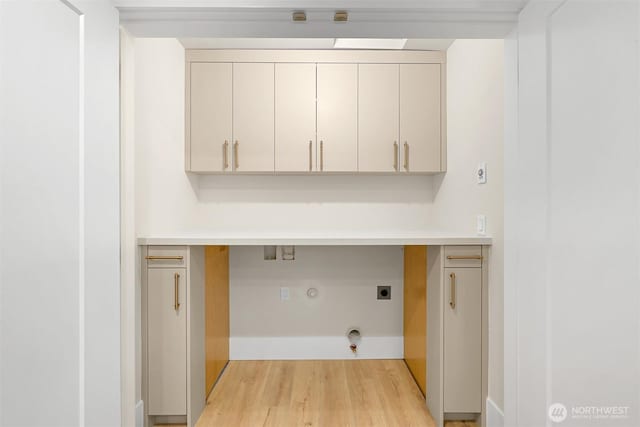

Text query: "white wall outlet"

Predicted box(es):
[477, 215, 487, 236]
[477, 162, 487, 184]
[280, 287, 290, 301]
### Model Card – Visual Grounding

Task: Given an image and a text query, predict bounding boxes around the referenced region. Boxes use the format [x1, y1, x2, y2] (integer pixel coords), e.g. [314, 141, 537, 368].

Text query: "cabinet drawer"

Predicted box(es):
[444, 246, 483, 268]
[146, 246, 187, 268]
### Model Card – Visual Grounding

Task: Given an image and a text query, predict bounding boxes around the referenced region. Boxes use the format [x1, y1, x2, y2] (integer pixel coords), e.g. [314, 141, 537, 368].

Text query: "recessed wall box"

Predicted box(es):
[264, 246, 277, 260]
[281, 246, 295, 261]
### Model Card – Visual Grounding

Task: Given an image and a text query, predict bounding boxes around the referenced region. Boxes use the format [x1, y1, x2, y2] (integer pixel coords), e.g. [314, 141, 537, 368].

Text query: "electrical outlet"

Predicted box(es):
[377, 285, 391, 300]
[280, 287, 290, 301]
[477, 215, 487, 236]
[477, 162, 487, 184]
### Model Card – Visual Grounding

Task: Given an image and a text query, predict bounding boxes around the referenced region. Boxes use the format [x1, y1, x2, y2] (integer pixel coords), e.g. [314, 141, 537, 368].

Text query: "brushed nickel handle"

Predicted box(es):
[223, 140, 229, 170]
[446, 255, 484, 261]
[145, 256, 184, 261]
[233, 140, 239, 170]
[320, 140, 324, 171]
[449, 272, 456, 309]
[309, 140, 313, 171]
[404, 141, 409, 171]
[174, 272, 180, 311]
[393, 141, 398, 171]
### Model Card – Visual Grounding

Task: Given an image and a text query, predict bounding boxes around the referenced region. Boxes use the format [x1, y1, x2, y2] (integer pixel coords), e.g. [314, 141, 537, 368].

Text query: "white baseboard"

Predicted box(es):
[135, 400, 144, 427]
[486, 397, 504, 427]
[230, 336, 403, 360]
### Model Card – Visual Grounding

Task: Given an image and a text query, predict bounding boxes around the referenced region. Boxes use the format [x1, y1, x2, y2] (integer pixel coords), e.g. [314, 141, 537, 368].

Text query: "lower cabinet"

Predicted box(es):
[147, 267, 187, 415]
[427, 245, 486, 427]
[443, 267, 482, 413]
[143, 246, 205, 427]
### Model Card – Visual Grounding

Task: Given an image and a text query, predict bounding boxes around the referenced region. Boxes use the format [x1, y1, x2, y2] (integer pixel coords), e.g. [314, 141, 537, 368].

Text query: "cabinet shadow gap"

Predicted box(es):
[191, 174, 437, 204]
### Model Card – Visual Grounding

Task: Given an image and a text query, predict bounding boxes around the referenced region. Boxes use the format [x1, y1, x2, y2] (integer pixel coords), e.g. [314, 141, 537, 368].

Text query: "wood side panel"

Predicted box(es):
[404, 245, 427, 395]
[205, 246, 230, 395]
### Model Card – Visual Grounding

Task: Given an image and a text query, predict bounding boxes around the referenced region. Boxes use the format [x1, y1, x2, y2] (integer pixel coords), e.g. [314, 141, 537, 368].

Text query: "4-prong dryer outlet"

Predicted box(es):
[377, 285, 391, 300]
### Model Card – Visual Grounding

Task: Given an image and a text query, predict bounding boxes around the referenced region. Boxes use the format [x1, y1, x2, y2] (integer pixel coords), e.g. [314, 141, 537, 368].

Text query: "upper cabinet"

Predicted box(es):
[275, 63, 317, 172]
[187, 63, 232, 172]
[400, 64, 443, 173]
[232, 63, 275, 172]
[358, 64, 400, 173]
[317, 64, 358, 172]
[185, 50, 446, 174]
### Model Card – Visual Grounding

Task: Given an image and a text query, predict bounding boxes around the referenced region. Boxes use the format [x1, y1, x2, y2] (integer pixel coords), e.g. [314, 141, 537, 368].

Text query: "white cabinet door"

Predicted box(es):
[358, 64, 400, 172]
[275, 63, 316, 172]
[233, 63, 274, 172]
[317, 64, 358, 172]
[400, 64, 442, 173]
[443, 267, 482, 413]
[189, 63, 232, 172]
[148, 268, 187, 416]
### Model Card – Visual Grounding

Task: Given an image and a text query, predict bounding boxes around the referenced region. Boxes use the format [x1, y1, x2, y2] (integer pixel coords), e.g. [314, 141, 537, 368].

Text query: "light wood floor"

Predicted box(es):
[197, 360, 433, 426]
[191, 360, 477, 427]
[157, 360, 477, 427]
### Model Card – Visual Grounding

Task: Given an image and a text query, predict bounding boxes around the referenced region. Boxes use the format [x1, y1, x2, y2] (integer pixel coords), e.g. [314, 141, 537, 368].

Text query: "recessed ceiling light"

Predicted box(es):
[334, 11, 348, 22]
[333, 38, 408, 50]
[292, 11, 306, 22]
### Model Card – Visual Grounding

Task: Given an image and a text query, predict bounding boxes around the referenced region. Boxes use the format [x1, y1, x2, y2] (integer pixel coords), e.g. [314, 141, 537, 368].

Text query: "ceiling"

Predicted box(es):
[118, 0, 529, 39]
[115, 0, 529, 11]
[178, 38, 455, 51]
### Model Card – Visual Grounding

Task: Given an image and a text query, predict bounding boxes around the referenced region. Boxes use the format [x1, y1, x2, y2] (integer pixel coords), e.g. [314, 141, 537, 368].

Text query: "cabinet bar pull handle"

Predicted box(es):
[145, 256, 184, 261]
[223, 140, 229, 170]
[233, 141, 239, 170]
[446, 255, 483, 261]
[393, 141, 398, 171]
[309, 140, 313, 171]
[404, 141, 409, 171]
[174, 272, 180, 310]
[449, 272, 456, 309]
[320, 140, 324, 171]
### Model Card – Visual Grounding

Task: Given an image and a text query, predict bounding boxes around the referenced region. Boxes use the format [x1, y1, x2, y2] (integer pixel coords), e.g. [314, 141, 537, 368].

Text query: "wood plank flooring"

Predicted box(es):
[197, 360, 433, 427]
[158, 360, 478, 427]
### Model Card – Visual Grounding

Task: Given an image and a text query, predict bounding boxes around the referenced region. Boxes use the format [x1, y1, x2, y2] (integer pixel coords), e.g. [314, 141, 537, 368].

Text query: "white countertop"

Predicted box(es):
[137, 234, 492, 246]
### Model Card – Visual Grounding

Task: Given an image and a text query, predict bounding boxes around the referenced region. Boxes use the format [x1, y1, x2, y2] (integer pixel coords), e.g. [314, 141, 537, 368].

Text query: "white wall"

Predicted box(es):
[1, 1, 121, 425]
[120, 27, 139, 427]
[229, 246, 403, 358]
[79, 2, 122, 426]
[1, 2, 81, 424]
[505, 1, 640, 426]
